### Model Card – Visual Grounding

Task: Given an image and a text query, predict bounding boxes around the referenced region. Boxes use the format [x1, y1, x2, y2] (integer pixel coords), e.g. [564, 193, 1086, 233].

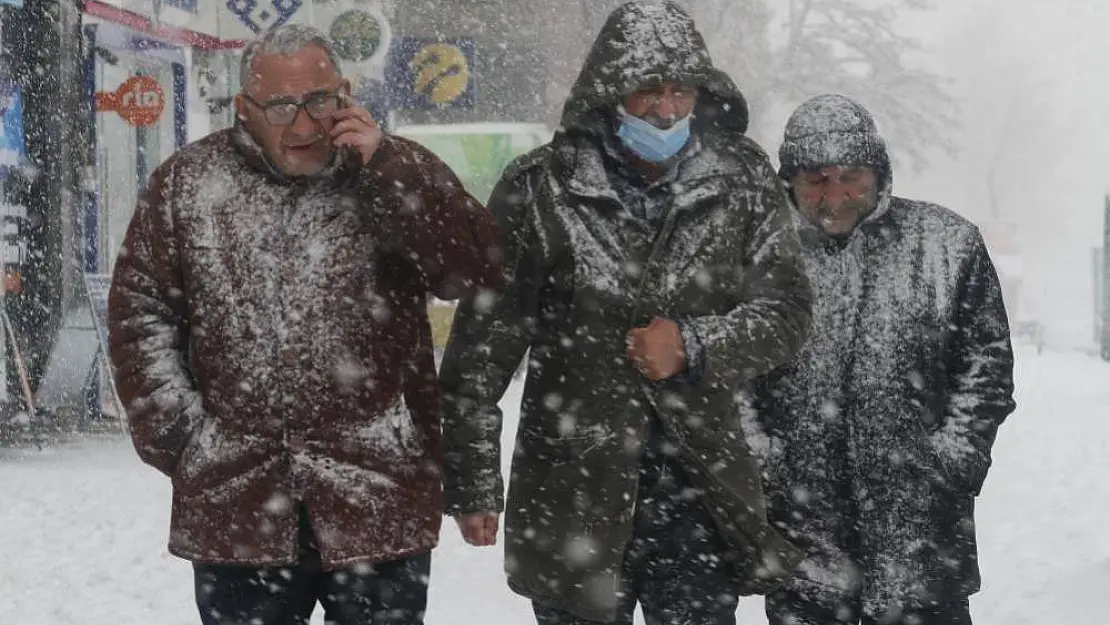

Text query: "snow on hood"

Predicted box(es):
[558, 1, 749, 140]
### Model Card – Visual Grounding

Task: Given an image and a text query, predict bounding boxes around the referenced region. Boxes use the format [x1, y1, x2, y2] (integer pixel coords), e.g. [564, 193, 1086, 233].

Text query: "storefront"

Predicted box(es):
[80, 1, 247, 274]
[84, 21, 185, 273]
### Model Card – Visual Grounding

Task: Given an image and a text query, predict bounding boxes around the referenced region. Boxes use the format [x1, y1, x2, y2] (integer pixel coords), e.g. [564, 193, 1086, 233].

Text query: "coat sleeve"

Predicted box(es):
[438, 159, 546, 515]
[685, 158, 813, 388]
[365, 136, 503, 300]
[931, 231, 1017, 496]
[108, 164, 204, 477]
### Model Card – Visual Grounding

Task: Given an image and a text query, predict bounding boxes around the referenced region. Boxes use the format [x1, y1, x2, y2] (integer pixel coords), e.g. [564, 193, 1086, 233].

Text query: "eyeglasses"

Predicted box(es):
[242, 92, 342, 126]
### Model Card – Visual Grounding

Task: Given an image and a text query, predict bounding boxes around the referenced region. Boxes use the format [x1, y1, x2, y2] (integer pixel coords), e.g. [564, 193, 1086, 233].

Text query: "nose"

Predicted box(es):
[289, 106, 318, 136]
[819, 181, 857, 210]
[650, 96, 680, 121]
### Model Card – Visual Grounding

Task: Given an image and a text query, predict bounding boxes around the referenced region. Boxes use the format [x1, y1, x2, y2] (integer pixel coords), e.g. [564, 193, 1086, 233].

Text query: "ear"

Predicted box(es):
[339, 78, 352, 98]
[233, 93, 249, 122]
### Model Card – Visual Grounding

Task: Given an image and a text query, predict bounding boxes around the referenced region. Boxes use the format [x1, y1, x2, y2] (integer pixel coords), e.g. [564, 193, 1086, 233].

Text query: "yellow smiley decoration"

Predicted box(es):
[410, 43, 471, 105]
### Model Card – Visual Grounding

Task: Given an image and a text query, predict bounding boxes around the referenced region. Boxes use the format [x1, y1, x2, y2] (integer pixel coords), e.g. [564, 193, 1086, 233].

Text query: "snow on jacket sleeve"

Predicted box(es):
[363, 136, 503, 300]
[108, 163, 204, 477]
[438, 157, 545, 515]
[686, 156, 813, 388]
[932, 231, 1017, 496]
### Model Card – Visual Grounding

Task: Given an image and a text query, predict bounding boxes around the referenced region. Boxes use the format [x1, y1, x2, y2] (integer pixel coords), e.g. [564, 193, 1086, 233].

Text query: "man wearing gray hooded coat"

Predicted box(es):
[438, 2, 814, 624]
[749, 94, 1016, 625]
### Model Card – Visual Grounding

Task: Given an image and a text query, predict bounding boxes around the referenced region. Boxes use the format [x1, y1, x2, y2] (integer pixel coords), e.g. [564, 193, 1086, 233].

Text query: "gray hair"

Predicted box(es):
[239, 24, 343, 90]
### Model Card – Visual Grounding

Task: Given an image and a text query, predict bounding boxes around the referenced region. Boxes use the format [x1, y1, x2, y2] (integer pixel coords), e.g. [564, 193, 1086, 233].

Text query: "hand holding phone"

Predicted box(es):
[330, 93, 383, 166]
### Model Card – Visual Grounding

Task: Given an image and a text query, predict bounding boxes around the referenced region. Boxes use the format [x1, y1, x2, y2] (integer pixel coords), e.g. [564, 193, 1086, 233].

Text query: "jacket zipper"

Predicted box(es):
[623, 195, 685, 526]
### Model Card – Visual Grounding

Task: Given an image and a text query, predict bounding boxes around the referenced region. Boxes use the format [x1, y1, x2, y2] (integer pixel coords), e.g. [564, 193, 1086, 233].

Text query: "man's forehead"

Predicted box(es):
[806, 165, 875, 175]
[246, 47, 338, 97]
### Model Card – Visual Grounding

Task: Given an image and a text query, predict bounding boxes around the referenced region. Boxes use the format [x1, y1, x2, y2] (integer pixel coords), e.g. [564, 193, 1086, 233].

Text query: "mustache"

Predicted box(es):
[814, 197, 874, 216]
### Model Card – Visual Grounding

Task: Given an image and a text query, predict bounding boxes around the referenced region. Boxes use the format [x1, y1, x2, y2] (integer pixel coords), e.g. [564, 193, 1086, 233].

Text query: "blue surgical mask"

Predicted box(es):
[616, 110, 692, 163]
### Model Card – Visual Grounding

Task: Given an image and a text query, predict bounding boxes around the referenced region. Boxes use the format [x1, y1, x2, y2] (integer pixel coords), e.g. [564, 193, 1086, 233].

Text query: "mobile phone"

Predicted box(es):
[334, 93, 362, 167]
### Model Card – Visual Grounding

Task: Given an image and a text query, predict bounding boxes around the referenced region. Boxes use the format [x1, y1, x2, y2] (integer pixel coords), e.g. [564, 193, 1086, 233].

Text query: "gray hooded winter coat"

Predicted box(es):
[750, 95, 1016, 618]
[439, 2, 812, 621]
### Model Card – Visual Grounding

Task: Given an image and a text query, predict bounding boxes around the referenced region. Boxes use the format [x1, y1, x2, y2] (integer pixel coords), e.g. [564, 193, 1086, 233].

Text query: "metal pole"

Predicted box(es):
[1094, 246, 1102, 349]
[1101, 195, 1110, 361]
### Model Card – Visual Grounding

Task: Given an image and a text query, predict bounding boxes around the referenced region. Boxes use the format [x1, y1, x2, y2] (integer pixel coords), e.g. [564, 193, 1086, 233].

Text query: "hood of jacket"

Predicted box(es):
[559, 1, 749, 142]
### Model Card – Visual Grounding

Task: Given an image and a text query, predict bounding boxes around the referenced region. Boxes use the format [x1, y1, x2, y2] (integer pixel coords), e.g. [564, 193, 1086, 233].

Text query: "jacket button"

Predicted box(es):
[280, 347, 299, 366]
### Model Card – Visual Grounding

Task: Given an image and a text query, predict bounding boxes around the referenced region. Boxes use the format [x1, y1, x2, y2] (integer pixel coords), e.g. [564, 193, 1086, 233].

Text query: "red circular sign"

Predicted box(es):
[113, 76, 165, 127]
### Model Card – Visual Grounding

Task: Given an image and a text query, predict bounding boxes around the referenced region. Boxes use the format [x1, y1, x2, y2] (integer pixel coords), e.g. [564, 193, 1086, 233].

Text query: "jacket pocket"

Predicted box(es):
[910, 401, 990, 499]
[518, 431, 600, 466]
[512, 432, 609, 517]
[506, 433, 604, 555]
[906, 406, 964, 493]
[171, 418, 207, 492]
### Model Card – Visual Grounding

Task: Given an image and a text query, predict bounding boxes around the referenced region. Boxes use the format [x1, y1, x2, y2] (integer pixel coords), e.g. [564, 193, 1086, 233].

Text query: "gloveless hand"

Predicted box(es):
[454, 512, 500, 546]
[626, 317, 687, 381]
[329, 95, 383, 165]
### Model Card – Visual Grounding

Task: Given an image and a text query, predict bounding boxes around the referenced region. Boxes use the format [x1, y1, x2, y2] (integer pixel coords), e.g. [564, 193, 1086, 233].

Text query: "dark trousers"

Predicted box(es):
[767, 588, 973, 625]
[534, 419, 742, 625]
[193, 507, 430, 625]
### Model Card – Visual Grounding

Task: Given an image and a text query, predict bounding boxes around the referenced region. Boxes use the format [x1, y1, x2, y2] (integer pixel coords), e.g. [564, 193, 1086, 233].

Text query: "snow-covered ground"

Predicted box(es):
[1, 345, 1107, 624]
